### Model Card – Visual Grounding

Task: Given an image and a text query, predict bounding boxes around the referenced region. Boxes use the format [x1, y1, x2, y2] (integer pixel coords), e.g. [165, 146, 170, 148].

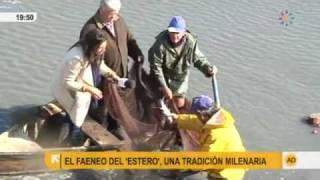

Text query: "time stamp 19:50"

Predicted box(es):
[0, 12, 37, 22]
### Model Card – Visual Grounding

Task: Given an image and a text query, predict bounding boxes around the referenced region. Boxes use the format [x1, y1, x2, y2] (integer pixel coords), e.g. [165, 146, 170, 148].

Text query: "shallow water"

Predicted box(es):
[1, 0, 320, 179]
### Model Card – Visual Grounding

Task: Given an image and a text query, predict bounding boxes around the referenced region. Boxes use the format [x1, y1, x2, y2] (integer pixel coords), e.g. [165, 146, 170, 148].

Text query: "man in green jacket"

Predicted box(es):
[148, 16, 218, 110]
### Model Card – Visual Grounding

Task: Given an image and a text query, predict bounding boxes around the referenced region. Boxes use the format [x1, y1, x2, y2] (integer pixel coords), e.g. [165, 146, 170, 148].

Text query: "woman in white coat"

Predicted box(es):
[52, 29, 121, 128]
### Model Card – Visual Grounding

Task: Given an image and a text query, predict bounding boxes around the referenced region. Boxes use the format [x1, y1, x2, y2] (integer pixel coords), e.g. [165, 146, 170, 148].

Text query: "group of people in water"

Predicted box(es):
[51, 0, 245, 179]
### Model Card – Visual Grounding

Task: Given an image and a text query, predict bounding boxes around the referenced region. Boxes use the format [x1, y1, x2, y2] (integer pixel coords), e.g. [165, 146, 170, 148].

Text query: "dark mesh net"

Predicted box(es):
[102, 63, 200, 150]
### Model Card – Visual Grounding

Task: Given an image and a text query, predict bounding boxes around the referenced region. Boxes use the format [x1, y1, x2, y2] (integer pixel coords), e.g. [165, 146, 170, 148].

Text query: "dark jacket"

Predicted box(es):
[80, 12, 143, 77]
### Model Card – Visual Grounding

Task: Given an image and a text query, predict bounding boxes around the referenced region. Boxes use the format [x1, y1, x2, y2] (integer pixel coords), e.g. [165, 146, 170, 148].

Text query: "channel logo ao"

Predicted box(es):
[285, 153, 297, 167]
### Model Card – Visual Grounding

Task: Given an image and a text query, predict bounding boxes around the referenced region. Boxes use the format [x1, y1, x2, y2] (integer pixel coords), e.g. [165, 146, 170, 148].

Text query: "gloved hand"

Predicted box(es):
[161, 113, 178, 130]
[117, 78, 136, 88]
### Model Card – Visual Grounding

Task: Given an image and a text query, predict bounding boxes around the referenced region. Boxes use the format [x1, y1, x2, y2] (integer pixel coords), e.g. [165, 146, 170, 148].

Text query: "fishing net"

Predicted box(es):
[30, 62, 200, 150]
[102, 62, 200, 150]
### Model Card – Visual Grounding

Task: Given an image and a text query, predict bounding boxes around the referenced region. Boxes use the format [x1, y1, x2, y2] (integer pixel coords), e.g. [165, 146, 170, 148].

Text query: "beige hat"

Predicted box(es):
[101, 0, 121, 12]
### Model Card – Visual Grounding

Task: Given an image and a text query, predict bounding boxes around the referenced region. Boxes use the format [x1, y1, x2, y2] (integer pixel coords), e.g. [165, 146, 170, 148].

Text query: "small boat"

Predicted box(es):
[0, 102, 127, 175]
[0, 143, 124, 175]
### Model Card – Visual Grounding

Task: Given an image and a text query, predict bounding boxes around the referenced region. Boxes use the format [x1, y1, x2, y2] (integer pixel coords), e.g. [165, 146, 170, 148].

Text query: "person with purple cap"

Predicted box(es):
[168, 95, 246, 180]
[148, 16, 218, 110]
